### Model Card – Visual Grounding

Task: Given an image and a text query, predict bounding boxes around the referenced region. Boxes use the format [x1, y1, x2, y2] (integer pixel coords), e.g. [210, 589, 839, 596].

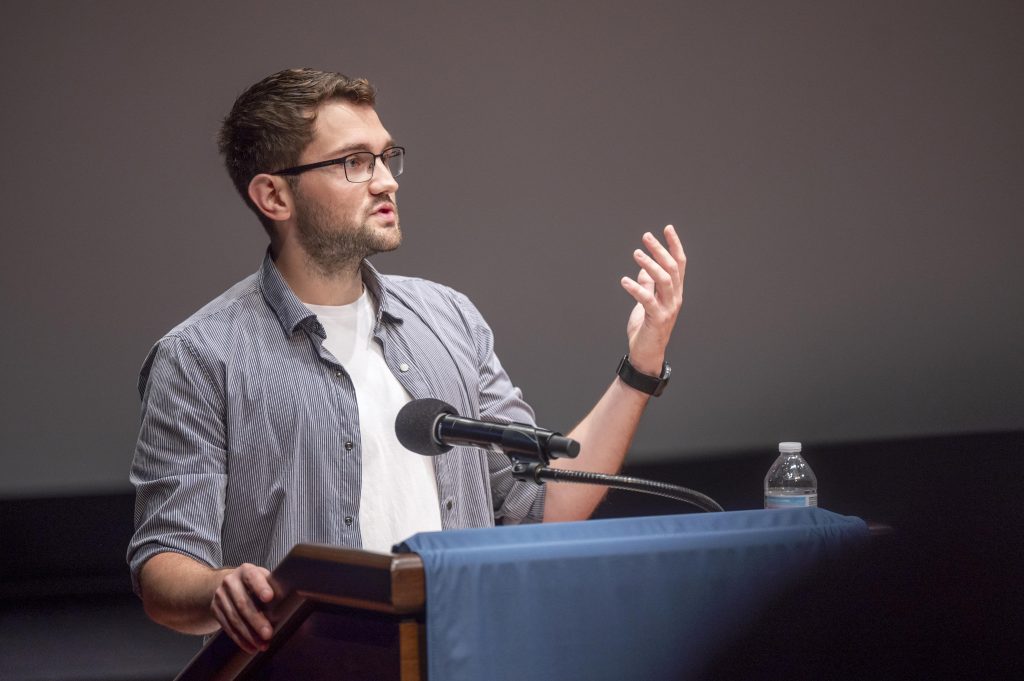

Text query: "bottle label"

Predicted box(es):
[764, 493, 818, 509]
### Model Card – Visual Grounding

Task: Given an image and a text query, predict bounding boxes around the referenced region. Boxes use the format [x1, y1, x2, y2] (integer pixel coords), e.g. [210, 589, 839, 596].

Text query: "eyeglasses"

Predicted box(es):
[271, 146, 405, 183]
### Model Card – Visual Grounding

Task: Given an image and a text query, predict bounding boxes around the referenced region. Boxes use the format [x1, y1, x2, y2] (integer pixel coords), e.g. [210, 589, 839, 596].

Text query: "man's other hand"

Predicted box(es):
[138, 552, 277, 653]
[212, 563, 275, 653]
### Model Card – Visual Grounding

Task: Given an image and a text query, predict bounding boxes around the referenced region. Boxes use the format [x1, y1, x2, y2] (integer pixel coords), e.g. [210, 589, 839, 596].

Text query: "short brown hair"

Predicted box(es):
[217, 68, 376, 231]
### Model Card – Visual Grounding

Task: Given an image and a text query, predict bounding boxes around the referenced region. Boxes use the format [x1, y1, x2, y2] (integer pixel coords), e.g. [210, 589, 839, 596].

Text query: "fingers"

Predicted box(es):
[213, 586, 262, 653]
[242, 565, 275, 604]
[663, 224, 686, 272]
[623, 230, 680, 310]
[630, 227, 683, 306]
[646, 225, 685, 287]
[620, 274, 656, 308]
[212, 564, 275, 654]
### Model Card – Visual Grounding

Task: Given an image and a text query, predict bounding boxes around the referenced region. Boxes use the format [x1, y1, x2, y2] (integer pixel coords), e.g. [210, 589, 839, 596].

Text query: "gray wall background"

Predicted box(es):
[2, 0, 1021, 497]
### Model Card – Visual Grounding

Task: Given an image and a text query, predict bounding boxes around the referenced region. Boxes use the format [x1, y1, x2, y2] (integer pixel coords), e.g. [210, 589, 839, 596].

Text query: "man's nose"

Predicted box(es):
[369, 159, 399, 194]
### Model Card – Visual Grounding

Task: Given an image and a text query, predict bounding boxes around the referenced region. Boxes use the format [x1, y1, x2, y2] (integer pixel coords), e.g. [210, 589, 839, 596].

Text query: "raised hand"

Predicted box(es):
[619, 224, 686, 377]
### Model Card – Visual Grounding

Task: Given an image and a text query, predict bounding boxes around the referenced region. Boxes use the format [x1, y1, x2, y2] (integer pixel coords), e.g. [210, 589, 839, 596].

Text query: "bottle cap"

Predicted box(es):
[778, 441, 802, 453]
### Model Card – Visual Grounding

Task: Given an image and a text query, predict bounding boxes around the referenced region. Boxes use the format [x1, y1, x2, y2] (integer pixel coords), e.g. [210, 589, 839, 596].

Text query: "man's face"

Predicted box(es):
[290, 100, 401, 275]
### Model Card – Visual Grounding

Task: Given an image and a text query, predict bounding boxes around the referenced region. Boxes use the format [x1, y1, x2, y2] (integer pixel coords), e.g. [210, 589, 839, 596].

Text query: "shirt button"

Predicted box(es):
[445, 499, 454, 511]
[344, 441, 354, 451]
[344, 516, 353, 526]
[399, 363, 410, 373]
[335, 369, 343, 377]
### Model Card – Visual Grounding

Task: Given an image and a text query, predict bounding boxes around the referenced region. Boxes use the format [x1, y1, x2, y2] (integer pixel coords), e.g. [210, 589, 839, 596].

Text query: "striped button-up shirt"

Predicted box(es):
[127, 253, 544, 592]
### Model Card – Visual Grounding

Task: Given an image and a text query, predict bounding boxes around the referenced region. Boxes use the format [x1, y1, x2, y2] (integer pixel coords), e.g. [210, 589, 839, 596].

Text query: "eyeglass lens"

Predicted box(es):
[345, 148, 404, 182]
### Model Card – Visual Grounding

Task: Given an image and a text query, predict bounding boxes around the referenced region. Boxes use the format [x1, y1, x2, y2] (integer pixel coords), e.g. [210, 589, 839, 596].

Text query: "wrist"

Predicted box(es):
[627, 356, 663, 376]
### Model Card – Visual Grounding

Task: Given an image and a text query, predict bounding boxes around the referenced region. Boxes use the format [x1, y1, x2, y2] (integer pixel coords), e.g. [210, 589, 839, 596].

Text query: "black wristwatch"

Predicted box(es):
[616, 354, 671, 397]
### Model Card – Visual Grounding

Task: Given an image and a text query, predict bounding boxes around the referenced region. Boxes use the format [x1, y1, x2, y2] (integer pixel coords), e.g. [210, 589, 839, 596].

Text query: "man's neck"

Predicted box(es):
[272, 245, 365, 306]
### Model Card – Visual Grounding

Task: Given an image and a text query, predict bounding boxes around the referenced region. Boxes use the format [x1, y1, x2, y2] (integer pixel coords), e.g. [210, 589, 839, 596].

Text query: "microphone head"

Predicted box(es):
[395, 398, 458, 456]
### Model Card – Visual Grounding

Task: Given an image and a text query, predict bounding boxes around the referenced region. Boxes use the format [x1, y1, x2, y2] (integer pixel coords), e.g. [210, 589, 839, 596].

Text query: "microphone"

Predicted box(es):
[394, 398, 722, 511]
[395, 398, 580, 463]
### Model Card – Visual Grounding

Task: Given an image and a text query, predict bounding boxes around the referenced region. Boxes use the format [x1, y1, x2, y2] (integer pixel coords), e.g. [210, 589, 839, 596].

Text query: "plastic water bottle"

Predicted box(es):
[764, 441, 818, 508]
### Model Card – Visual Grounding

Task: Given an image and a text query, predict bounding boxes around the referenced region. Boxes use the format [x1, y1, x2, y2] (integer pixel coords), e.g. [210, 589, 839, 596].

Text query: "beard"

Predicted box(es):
[293, 192, 402, 277]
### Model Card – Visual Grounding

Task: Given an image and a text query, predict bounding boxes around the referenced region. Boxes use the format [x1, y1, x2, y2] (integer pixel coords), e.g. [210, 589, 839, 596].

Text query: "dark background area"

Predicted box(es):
[1, 1, 1021, 679]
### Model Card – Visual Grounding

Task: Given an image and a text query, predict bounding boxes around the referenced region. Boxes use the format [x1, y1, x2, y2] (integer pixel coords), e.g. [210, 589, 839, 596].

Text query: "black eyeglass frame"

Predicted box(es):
[270, 146, 405, 182]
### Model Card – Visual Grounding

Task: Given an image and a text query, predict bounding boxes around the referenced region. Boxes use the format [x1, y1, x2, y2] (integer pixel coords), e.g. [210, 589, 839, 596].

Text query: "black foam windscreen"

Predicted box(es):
[395, 398, 458, 456]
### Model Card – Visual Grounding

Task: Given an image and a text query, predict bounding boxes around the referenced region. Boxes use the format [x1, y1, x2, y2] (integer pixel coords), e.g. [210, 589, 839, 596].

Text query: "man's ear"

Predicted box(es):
[248, 173, 294, 223]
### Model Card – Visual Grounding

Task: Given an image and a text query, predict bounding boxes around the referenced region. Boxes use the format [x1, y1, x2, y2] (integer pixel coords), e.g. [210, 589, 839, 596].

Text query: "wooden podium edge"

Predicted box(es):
[174, 545, 426, 681]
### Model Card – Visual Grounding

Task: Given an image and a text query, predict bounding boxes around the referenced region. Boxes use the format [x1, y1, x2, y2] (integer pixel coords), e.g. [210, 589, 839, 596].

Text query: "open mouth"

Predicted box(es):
[373, 203, 395, 216]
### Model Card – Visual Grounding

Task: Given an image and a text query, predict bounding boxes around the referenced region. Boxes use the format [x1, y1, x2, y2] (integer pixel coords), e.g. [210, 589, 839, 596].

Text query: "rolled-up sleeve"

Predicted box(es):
[127, 334, 228, 595]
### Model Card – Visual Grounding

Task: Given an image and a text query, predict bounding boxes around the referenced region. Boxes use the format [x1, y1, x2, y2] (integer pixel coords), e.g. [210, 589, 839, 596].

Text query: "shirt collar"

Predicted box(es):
[360, 258, 404, 327]
[259, 251, 403, 337]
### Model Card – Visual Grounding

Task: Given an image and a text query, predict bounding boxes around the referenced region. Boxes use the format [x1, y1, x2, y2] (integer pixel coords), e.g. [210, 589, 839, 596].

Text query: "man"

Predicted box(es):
[128, 68, 686, 653]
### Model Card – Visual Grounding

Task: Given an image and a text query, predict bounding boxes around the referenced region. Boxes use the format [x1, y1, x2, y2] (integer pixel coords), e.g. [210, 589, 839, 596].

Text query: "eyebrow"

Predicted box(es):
[323, 139, 398, 159]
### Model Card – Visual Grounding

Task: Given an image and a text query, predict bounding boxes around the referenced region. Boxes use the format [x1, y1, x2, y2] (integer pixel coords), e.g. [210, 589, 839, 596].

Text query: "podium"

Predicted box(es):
[175, 509, 869, 681]
[175, 545, 428, 681]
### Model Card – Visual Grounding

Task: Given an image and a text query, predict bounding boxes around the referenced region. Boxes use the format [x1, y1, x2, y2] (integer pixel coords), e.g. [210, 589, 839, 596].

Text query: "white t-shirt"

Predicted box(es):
[306, 290, 443, 552]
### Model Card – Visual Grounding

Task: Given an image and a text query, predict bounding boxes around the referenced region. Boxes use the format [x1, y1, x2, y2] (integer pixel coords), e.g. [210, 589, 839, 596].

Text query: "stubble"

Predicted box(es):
[293, 194, 402, 278]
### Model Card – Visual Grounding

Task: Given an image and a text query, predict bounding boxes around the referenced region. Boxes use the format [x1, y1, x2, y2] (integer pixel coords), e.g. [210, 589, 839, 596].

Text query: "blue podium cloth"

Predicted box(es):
[396, 508, 869, 681]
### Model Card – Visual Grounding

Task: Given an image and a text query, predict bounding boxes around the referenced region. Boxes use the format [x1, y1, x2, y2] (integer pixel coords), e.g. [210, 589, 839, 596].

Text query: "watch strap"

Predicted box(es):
[616, 354, 671, 396]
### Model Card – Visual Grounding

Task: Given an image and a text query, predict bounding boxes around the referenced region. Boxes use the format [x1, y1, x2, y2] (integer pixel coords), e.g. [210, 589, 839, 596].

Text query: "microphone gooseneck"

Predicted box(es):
[513, 464, 725, 513]
[394, 398, 723, 513]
